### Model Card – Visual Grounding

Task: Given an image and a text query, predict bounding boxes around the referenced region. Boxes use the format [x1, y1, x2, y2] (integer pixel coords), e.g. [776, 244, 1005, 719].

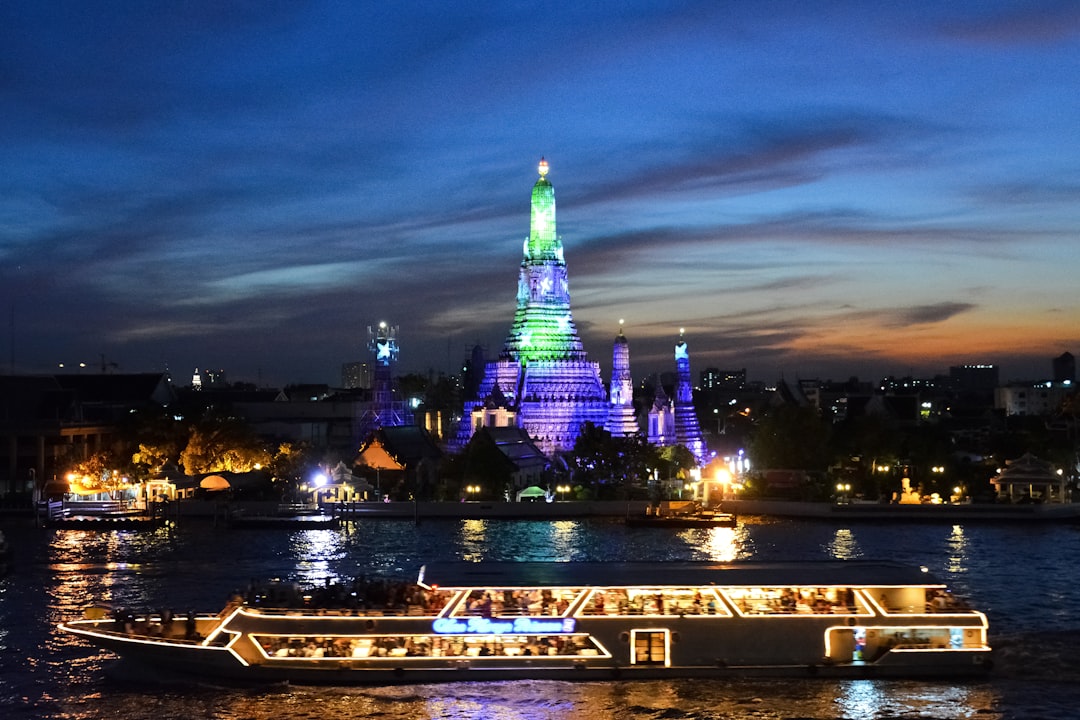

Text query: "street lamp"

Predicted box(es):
[465, 484, 481, 500]
[836, 482, 851, 502]
[556, 484, 571, 500]
[715, 467, 732, 503]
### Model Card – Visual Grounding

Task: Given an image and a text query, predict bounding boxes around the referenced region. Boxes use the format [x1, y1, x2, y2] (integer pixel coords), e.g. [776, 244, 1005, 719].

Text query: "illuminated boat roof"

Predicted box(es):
[418, 561, 944, 589]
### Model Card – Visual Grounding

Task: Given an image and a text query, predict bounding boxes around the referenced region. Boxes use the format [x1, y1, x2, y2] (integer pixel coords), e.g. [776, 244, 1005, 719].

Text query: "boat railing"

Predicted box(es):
[244, 604, 434, 618]
[66, 620, 227, 647]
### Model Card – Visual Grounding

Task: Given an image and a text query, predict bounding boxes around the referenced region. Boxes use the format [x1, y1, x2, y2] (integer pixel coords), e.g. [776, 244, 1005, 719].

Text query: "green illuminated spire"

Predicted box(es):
[502, 158, 586, 363]
[525, 157, 563, 263]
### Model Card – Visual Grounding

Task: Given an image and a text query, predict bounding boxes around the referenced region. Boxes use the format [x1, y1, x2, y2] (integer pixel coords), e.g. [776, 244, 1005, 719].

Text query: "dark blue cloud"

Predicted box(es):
[0, 0, 1076, 385]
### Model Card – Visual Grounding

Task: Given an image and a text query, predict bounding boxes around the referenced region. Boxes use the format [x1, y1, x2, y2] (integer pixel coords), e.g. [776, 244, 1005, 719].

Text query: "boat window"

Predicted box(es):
[578, 588, 727, 616]
[450, 587, 582, 617]
[865, 626, 981, 657]
[252, 632, 607, 659]
[873, 587, 970, 614]
[725, 587, 861, 615]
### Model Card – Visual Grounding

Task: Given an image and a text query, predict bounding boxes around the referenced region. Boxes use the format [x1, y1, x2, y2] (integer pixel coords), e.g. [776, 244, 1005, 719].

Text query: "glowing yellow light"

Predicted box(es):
[538, 157, 549, 177]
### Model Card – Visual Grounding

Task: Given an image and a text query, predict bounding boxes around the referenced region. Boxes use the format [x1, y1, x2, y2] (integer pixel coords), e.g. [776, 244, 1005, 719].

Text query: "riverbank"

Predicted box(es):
[10, 497, 1080, 525]
[204, 498, 1080, 523]
[722, 499, 1080, 523]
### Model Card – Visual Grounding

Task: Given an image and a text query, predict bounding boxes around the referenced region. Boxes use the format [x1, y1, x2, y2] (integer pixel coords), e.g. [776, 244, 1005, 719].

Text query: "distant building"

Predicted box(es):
[1052, 352, 1075, 383]
[191, 367, 227, 390]
[0, 373, 175, 497]
[341, 362, 373, 390]
[356, 323, 412, 439]
[995, 381, 1072, 416]
[701, 368, 745, 390]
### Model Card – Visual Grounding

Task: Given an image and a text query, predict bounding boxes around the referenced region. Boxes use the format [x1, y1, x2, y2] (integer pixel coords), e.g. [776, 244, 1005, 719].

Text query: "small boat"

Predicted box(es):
[626, 510, 737, 528]
[229, 504, 339, 529]
[59, 560, 992, 684]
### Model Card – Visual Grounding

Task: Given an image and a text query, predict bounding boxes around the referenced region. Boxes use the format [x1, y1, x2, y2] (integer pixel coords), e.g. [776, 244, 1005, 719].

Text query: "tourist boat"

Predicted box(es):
[58, 560, 991, 683]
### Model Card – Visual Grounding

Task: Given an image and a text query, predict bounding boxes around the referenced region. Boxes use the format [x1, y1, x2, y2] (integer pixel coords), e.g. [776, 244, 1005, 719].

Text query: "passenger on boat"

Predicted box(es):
[780, 588, 797, 611]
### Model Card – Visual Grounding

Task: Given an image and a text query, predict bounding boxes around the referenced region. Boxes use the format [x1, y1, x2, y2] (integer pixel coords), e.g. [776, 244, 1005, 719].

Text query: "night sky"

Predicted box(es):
[3, 1, 1078, 388]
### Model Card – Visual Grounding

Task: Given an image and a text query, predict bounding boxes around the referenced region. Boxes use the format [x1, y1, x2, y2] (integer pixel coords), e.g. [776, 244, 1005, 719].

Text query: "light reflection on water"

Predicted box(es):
[826, 528, 862, 560]
[289, 529, 348, 585]
[832, 679, 1002, 719]
[460, 519, 489, 562]
[946, 525, 968, 576]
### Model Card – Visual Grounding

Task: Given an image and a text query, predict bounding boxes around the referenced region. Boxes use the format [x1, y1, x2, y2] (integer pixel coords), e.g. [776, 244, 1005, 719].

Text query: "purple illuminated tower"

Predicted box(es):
[673, 329, 708, 461]
[605, 321, 640, 438]
[454, 159, 608, 455]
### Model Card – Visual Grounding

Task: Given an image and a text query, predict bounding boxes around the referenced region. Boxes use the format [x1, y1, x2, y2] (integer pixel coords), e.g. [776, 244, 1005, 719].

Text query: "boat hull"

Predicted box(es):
[90, 638, 991, 685]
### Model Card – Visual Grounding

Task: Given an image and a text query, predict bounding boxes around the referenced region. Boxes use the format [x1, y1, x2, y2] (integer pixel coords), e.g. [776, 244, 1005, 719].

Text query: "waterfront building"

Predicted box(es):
[355, 425, 442, 500]
[454, 159, 608, 456]
[990, 452, 1068, 503]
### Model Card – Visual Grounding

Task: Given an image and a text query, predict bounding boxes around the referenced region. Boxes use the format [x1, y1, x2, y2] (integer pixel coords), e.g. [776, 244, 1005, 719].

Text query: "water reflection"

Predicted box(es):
[460, 519, 489, 562]
[826, 528, 862, 560]
[702, 527, 740, 561]
[544, 520, 580, 560]
[834, 679, 1001, 718]
[290, 529, 347, 585]
[946, 525, 968, 575]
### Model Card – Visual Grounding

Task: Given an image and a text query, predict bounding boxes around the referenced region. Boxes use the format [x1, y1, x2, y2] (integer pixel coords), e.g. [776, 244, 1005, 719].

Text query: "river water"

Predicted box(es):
[2, 514, 1079, 719]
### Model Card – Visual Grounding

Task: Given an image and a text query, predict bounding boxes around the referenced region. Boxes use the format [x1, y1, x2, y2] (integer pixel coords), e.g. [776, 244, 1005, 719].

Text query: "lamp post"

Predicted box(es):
[836, 482, 852, 503]
[556, 484, 571, 501]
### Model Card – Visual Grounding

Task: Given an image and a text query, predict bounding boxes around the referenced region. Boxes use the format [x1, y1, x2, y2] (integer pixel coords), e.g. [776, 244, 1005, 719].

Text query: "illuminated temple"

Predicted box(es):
[672, 331, 708, 461]
[453, 160, 711, 460]
[605, 323, 640, 438]
[454, 159, 609, 455]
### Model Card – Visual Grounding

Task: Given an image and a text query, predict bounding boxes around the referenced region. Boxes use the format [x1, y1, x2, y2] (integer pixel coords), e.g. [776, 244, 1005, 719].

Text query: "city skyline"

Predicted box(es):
[3, 1, 1079, 387]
